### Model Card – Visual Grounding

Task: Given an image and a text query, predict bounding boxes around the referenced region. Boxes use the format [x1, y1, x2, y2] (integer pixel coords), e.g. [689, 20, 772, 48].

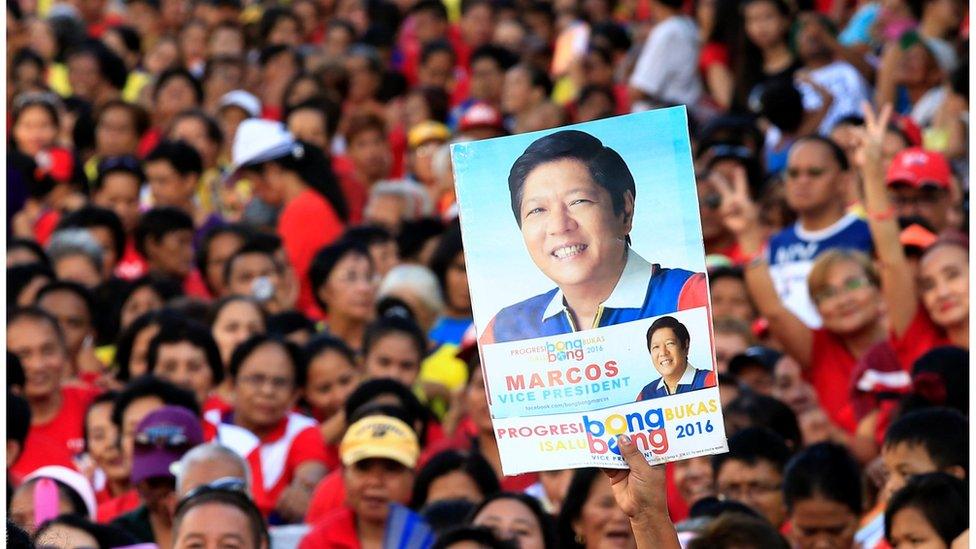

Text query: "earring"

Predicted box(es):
[575, 533, 585, 544]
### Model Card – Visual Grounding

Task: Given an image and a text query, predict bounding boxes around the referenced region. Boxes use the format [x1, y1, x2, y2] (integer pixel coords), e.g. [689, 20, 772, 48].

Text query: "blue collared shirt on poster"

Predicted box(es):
[481, 249, 706, 344]
[636, 365, 714, 401]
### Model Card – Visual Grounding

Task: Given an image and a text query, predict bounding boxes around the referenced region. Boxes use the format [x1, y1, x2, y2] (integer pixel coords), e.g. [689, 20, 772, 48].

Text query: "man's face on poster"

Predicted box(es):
[649, 327, 689, 379]
[518, 158, 633, 290]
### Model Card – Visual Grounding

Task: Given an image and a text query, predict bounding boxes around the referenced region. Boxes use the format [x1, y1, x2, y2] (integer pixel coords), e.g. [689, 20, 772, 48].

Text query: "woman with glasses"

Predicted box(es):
[308, 240, 378, 353]
[208, 335, 328, 524]
[173, 485, 269, 549]
[716, 166, 887, 460]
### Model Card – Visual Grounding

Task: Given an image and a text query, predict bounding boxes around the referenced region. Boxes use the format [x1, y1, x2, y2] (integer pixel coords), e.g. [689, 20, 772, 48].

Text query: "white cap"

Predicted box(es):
[218, 90, 261, 118]
[228, 119, 298, 179]
[23, 465, 98, 520]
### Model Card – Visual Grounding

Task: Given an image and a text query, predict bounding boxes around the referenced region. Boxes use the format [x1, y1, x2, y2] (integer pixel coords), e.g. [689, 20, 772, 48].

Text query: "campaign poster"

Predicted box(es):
[451, 107, 728, 475]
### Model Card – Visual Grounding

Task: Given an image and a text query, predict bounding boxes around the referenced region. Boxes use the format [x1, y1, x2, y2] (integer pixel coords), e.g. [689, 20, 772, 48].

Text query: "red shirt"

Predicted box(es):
[278, 189, 344, 318]
[96, 488, 141, 523]
[114, 238, 148, 281]
[205, 411, 329, 517]
[306, 468, 346, 524]
[890, 308, 951, 371]
[332, 156, 367, 225]
[807, 330, 858, 433]
[300, 506, 361, 549]
[12, 385, 99, 479]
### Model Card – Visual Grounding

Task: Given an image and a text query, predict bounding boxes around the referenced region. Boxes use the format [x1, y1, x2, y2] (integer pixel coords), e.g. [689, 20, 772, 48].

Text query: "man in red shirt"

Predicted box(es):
[7, 307, 99, 480]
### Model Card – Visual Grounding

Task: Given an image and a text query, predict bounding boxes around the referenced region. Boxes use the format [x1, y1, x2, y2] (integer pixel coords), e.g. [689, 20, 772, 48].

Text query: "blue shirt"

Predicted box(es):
[429, 316, 472, 346]
[636, 365, 714, 400]
[482, 250, 706, 344]
[767, 213, 873, 328]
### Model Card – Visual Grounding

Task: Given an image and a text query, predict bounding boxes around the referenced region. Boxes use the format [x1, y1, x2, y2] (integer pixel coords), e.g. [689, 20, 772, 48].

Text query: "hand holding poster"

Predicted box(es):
[451, 107, 728, 475]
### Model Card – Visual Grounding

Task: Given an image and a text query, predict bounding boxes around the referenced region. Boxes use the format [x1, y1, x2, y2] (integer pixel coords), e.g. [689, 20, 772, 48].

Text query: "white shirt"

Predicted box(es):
[629, 16, 702, 108]
[543, 248, 652, 327]
[799, 60, 871, 135]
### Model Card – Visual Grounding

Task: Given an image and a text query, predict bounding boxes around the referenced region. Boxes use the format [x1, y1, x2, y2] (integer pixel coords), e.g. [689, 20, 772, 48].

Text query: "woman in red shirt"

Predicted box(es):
[229, 119, 350, 318]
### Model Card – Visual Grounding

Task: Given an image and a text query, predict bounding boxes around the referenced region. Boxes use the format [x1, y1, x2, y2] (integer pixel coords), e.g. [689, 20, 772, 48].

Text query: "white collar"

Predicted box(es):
[677, 363, 700, 385]
[542, 248, 653, 324]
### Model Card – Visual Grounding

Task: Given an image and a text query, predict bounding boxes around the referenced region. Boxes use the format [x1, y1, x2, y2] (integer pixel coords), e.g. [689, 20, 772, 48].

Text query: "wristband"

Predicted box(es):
[868, 206, 896, 222]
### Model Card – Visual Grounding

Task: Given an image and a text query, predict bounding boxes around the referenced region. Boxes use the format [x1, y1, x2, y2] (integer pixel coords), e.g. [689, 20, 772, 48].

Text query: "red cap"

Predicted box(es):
[459, 102, 504, 133]
[885, 148, 951, 190]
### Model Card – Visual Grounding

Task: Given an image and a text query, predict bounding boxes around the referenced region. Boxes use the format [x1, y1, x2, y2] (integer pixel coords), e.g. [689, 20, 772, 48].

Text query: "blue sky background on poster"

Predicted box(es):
[452, 107, 706, 332]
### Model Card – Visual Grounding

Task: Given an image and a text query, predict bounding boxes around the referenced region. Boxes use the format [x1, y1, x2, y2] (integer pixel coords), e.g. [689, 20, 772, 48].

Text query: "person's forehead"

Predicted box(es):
[240, 344, 291, 372]
[9, 315, 60, 340]
[39, 289, 87, 310]
[787, 140, 834, 165]
[720, 458, 779, 478]
[883, 441, 939, 466]
[159, 339, 206, 357]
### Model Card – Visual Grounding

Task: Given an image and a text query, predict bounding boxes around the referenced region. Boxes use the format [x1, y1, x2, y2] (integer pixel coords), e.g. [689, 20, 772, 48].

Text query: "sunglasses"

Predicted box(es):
[134, 425, 192, 449]
[182, 477, 248, 502]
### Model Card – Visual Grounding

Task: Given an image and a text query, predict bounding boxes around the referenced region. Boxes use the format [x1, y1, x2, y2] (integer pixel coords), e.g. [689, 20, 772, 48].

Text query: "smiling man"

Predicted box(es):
[481, 130, 707, 345]
[636, 316, 715, 400]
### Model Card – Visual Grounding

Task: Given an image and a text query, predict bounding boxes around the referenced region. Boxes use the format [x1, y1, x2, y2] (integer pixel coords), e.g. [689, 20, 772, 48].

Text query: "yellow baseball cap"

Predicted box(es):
[408, 121, 451, 149]
[340, 416, 420, 468]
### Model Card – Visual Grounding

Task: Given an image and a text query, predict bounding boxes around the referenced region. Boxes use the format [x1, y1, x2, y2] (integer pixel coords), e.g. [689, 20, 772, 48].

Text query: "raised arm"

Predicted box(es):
[856, 101, 918, 336]
[604, 435, 681, 549]
[713, 169, 814, 368]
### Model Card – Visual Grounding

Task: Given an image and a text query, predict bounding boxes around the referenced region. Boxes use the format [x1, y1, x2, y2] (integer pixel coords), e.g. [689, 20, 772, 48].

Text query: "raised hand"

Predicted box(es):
[603, 435, 680, 549]
[853, 101, 893, 181]
[711, 167, 762, 252]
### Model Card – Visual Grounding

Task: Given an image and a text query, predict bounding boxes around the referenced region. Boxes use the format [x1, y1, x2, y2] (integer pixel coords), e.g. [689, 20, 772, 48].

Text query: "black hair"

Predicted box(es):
[471, 492, 556, 548]
[432, 526, 518, 549]
[591, 21, 632, 53]
[792, 135, 850, 171]
[397, 218, 445, 261]
[8, 306, 67, 353]
[410, 0, 449, 18]
[688, 496, 762, 519]
[884, 473, 968, 545]
[577, 84, 615, 112]
[8, 238, 50, 267]
[408, 86, 450, 124]
[36, 279, 97, 325]
[7, 262, 54, 305]
[259, 44, 300, 67]
[283, 72, 326, 108]
[6, 519, 30, 549]
[713, 427, 791, 478]
[7, 352, 25, 393]
[508, 130, 634, 229]
[883, 407, 968, 475]
[250, 139, 349, 223]
[170, 108, 224, 146]
[512, 63, 552, 98]
[899, 347, 969, 416]
[12, 47, 44, 73]
[57, 206, 126, 263]
[222, 242, 278, 288]
[95, 99, 151, 139]
[759, 80, 804, 134]
[362, 314, 427, 362]
[427, 221, 463, 305]
[308, 240, 373, 311]
[259, 5, 300, 43]
[344, 378, 430, 440]
[645, 315, 691, 350]
[342, 224, 395, 248]
[174, 489, 269, 548]
[195, 224, 250, 291]
[106, 24, 142, 56]
[152, 68, 203, 104]
[94, 154, 145, 194]
[67, 40, 128, 90]
[782, 442, 861, 515]
[7, 391, 31, 449]
[227, 334, 306, 389]
[110, 374, 201, 429]
[117, 275, 181, 322]
[708, 265, 745, 285]
[420, 38, 456, 67]
[112, 309, 185, 381]
[556, 469, 603, 548]
[469, 44, 519, 72]
[303, 333, 357, 373]
[82, 390, 119, 453]
[134, 207, 194, 258]
[420, 498, 478, 535]
[687, 512, 790, 549]
[409, 450, 500, 509]
[267, 311, 315, 339]
[145, 139, 204, 177]
[36, 514, 139, 549]
[284, 95, 342, 141]
[146, 319, 224, 386]
[724, 391, 802, 452]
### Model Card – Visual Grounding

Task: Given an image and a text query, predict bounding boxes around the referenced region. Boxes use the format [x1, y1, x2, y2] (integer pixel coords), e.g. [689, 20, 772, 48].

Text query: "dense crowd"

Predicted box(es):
[4, 0, 970, 544]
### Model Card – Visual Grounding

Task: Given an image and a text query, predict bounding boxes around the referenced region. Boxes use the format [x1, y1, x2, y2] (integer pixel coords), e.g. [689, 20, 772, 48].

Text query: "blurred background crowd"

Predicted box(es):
[4, 0, 970, 544]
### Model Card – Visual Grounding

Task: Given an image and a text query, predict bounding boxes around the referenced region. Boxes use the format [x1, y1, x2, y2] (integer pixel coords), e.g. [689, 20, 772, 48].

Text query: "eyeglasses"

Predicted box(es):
[98, 155, 142, 176]
[181, 476, 248, 503]
[135, 425, 192, 449]
[813, 276, 872, 304]
[717, 481, 782, 501]
[237, 373, 293, 392]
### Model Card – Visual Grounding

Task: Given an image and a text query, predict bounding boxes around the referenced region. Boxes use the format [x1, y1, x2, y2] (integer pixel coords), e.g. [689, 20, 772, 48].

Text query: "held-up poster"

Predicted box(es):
[451, 107, 728, 475]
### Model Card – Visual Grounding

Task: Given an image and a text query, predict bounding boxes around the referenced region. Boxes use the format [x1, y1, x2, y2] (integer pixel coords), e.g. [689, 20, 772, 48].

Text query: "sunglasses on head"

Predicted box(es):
[177, 477, 250, 511]
[135, 425, 192, 449]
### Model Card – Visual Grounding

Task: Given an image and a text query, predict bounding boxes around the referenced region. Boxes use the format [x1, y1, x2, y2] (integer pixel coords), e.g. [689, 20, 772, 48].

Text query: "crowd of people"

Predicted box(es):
[4, 0, 970, 543]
